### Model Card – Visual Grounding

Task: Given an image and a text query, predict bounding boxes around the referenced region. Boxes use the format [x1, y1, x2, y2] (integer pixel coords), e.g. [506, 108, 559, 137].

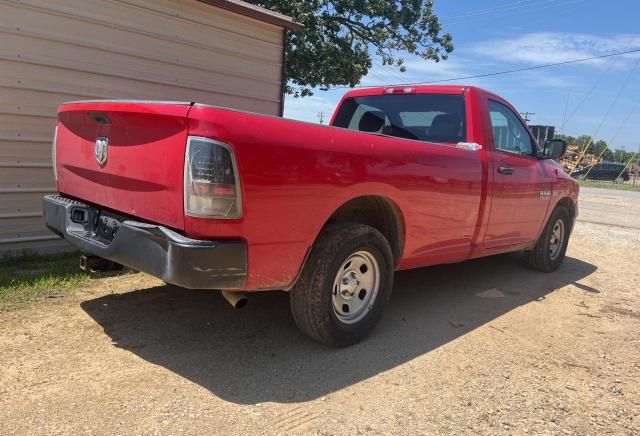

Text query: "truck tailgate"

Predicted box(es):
[55, 101, 191, 230]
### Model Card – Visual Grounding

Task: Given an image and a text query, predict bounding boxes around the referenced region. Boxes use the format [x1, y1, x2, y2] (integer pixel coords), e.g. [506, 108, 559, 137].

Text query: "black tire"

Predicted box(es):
[290, 223, 394, 347]
[524, 206, 571, 272]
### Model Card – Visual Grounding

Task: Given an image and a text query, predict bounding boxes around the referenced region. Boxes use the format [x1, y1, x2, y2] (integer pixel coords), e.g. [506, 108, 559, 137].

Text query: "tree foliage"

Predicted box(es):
[245, 0, 453, 96]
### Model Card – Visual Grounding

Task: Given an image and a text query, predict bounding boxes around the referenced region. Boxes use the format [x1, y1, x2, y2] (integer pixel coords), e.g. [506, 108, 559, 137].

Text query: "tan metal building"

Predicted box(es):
[0, 0, 301, 255]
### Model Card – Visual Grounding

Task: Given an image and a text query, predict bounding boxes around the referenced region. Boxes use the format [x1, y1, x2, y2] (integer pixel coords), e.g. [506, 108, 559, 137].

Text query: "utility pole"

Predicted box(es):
[520, 112, 536, 124]
[561, 90, 571, 135]
[635, 144, 640, 187]
[317, 111, 326, 124]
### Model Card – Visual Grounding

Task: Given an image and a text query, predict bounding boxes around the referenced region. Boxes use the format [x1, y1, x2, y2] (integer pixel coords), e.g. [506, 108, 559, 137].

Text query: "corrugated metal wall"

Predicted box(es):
[0, 0, 285, 254]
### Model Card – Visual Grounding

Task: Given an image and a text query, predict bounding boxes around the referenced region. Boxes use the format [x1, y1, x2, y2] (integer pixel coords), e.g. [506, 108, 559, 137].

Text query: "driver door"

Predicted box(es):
[482, 98, 554, 249]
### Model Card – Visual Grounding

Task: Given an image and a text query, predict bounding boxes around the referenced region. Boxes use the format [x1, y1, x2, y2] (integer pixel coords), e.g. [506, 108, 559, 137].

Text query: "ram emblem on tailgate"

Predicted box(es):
[95, 137, 108, 167]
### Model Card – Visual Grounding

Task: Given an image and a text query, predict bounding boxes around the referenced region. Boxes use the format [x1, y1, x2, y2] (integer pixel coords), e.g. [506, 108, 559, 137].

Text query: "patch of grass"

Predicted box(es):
[578, 180, 640, 192]
[0, 252, 91, 312]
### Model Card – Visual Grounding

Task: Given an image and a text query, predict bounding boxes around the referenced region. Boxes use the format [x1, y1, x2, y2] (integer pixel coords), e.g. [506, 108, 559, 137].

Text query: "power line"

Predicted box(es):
[444, 0, 588, 24]
[560, 58, 617, 132]
[442, 0, 533, 20]
[504, 0, 592, 30]
[360, 1, 592, 85]
[607, 103, 639, 147]
[443, 0, 540, 20]
[583, 102, 640, 178]
[569, 58, 640, 174]
[560, 90, 571, 134]
[364, 69, 391, 85]
[586, 58, 639, 141]
[333, 48, 640, 90]
[372, 58, 407, 83]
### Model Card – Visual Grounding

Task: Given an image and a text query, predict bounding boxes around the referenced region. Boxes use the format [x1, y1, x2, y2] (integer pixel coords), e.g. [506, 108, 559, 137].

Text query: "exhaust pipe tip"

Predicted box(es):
[221, 290, 248, 309]
[233, 297, 248, 310]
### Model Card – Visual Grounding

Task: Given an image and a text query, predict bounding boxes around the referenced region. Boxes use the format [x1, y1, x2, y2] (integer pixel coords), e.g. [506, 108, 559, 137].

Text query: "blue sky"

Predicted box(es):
[283, 0, 640, 151]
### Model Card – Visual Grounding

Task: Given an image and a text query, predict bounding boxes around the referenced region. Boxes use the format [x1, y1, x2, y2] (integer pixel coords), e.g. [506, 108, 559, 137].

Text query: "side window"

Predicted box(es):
[488, 100, 535, 156]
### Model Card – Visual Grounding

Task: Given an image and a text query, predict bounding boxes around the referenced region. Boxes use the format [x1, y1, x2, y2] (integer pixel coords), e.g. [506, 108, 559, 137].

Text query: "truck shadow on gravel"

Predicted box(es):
[81, 253, 596, 404]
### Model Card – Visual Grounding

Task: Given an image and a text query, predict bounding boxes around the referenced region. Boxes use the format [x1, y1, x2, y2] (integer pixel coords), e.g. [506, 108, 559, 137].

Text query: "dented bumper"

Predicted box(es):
[42, 195, 247, 289]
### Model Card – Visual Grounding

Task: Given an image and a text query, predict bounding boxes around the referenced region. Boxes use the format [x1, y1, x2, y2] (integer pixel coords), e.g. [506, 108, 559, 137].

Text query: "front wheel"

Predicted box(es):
[289, 223, 394, 347]
[524, 206, 571, 272]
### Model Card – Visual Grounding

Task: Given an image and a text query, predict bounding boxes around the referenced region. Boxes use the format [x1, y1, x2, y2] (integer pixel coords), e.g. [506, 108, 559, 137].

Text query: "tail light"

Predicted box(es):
[52, 125, 58, 181]
[184, 136, 242, 219]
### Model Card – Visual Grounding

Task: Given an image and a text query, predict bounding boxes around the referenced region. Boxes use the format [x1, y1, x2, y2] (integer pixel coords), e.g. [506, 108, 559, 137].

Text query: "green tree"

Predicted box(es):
[601, 148, 614, 162]
[612, 148, 634, 163]
[591, 140, 608, 157]
[576, 135, 592, 152]
[556, 134, 576, 146]
[245, 0, 453, 96]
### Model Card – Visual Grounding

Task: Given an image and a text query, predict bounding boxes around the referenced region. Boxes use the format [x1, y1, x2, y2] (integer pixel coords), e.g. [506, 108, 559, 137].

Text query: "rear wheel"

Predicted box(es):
[524, 206, 571, 272]
[290, 223, 394, 347]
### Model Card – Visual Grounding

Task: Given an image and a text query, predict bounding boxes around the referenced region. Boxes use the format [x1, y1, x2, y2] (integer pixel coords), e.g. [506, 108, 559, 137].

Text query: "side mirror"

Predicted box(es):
[542, 139, 567, 160]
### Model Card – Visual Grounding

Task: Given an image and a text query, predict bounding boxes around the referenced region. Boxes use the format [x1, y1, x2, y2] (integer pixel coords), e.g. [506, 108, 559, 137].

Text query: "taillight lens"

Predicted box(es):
[184, 137, 242, 219]
[52, 125, 58, 181]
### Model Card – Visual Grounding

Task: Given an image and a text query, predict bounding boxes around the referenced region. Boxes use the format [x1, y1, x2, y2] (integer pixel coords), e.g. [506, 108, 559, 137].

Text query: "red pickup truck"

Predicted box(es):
[43, 85, 578, 347]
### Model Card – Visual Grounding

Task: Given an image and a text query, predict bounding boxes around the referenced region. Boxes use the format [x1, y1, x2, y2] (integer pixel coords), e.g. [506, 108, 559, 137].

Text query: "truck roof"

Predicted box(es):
[342, 85, 490, 98]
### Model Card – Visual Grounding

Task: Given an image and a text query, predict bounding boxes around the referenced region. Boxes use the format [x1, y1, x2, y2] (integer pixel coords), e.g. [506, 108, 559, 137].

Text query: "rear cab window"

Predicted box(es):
[332, 93, 467, 144]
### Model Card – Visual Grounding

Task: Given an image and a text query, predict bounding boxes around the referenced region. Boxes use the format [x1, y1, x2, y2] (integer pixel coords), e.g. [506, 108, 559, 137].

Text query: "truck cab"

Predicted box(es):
[331, 85, 577, 257]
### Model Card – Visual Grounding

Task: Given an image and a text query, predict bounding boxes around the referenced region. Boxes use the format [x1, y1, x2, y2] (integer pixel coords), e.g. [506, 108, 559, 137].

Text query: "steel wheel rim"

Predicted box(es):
[549, 219, 565, 261]
[332, 250, 380, 324]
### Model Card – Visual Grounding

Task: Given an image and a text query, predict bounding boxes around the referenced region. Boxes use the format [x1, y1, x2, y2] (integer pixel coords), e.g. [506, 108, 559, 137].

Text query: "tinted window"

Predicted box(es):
[333, 94, 466, 143]
[488, 100, 535, 156]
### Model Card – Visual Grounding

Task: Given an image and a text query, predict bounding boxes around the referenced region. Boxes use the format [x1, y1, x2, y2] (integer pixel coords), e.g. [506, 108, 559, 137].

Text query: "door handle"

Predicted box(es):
[498, 166, 514, 175]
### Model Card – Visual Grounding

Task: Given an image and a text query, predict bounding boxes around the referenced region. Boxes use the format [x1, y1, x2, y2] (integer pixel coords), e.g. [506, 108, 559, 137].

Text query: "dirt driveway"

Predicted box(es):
[1, 188, 639, 435]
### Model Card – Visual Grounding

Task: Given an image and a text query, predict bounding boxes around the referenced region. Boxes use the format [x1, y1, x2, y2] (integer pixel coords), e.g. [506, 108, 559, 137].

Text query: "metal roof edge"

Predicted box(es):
[198, 0, 304, 32]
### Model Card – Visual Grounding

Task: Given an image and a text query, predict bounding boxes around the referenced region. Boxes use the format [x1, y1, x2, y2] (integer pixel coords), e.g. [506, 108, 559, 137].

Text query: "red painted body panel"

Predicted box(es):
[53, 86, 578, 291]
[472, 91, 552, 253]
[56, 101, 191, 230]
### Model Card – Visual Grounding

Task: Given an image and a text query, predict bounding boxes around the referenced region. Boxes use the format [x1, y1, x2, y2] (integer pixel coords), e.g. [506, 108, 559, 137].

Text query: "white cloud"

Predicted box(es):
[471, 32, 640, 68]
[359, 54, 487, 86]
[283, 32, 640, 126]
[283, 55, 485, 123]
[513, 70, 585, 88]
[358, 32, 640, 91]
[400, 57, 473, 81]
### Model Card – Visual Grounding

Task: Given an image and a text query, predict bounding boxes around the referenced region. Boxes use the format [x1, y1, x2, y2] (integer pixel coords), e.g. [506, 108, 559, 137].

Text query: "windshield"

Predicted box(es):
[332, 93, 467, 143]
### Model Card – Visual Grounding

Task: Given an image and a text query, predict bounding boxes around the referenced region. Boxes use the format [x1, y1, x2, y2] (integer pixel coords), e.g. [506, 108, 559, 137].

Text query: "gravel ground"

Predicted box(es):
[1, 188, 639, 435]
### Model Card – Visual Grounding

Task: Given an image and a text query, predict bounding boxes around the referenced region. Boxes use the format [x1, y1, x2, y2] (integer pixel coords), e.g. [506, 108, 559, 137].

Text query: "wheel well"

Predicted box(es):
[324, 196, 404, 267]
[557, 197, 575, 218]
